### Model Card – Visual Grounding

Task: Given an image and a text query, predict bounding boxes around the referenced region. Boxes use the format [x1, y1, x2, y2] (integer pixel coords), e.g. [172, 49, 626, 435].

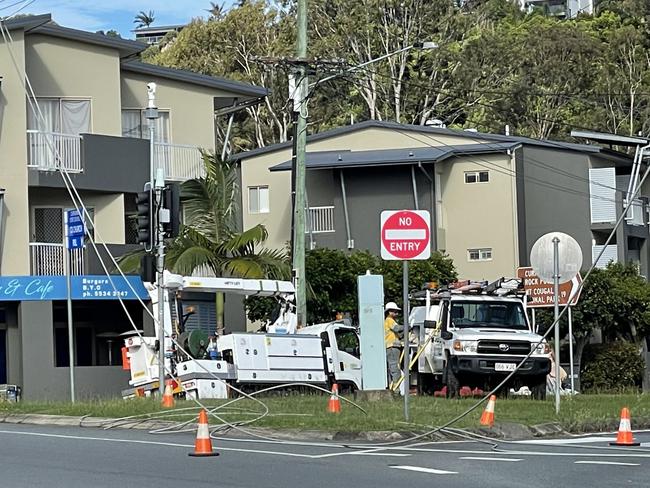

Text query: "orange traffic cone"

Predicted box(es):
[328, 383, 341, 414]
[161, 379, 175, 408]
[610, 407, 640, 446]
[189, 409, 219, 457]
[480, 395, 496, 427]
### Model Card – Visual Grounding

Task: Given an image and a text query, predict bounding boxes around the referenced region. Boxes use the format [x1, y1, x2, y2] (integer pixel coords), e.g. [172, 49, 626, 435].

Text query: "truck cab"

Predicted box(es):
[410, 279, 551, 399]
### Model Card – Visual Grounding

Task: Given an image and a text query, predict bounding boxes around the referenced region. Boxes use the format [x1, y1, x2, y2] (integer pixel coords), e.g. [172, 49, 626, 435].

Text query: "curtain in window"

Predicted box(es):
[28, 98, 60, 132]
[61, 100, 91, 135]
[141, 111, 170, 143]
[121, 110, 142, 138]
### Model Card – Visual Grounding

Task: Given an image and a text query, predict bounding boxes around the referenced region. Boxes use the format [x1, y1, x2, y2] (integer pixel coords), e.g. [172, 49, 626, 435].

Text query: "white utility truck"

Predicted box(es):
[122, 273, 361, 399]
[407, 278, 551, 399]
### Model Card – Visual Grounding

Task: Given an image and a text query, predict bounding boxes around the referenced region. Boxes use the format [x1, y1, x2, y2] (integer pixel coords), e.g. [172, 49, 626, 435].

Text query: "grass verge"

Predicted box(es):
[1, 393, 650, 433]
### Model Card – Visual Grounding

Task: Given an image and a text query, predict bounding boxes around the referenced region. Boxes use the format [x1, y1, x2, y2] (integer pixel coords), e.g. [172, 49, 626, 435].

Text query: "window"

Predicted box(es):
[121, 109, 170, 142]
[464, 171, 489, 184]
[468, 248, 492, 261]
[32, 207, 94, 243]
[335, 329, 360, 359]
[248, 186, 270, 214]
[28, 98, 91, 135]
[450, 301, 527, 330]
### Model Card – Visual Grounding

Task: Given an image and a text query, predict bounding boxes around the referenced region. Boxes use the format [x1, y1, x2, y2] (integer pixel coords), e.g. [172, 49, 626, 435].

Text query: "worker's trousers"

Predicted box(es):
[386, 347, 401, 385]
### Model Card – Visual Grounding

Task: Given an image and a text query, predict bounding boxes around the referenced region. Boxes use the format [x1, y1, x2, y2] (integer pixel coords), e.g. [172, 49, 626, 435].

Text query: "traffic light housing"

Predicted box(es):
[163, 183, 181, 238]
[135, 189, 154, 248]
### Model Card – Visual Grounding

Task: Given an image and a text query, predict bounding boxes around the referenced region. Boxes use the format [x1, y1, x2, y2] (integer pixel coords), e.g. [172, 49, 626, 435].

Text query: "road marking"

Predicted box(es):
[314, 448, 410, 459]
[0, 430, 317, 459]
[515, 437, 616, 445]
[460, 457, 521, 462]
[575, 461, 640, 466]
[390, 465, 457, 475]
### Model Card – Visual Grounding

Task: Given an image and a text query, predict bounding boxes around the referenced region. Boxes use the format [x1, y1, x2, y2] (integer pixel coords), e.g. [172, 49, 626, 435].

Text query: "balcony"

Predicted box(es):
[307, 206, 335, 234]
[30, 243, 84, 275]
[154, 142, 205, 181]
[27, 130, 82, 173]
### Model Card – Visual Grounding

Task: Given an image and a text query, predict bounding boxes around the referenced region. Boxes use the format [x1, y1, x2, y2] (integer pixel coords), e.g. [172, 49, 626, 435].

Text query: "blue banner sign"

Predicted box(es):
[0, 275, 149, 301]
[65, 209, 85, 250]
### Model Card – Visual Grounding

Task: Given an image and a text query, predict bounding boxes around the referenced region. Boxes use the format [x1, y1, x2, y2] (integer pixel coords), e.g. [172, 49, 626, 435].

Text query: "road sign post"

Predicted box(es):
[64, 209, 85, 403]
[380, 210, 431, 422]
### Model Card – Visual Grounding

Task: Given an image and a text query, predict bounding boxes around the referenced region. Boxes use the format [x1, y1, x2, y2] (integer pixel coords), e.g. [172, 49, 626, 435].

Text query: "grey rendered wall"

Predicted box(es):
[18, 301, 130, 401]
[306, 165, 432, 253]
[5, 303, 22, 386]
[520, 146, 593, 268]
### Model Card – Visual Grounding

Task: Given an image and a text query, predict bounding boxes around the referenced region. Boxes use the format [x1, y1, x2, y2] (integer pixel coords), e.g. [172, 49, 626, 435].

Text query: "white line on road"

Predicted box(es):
[390, 465, 457, 475]
[0, 430, 317, 459]
[575, 461, 640, 466]
[515, 437, 616, 445]
[314, 448, 410, 459]
[459, 457, 521, 462]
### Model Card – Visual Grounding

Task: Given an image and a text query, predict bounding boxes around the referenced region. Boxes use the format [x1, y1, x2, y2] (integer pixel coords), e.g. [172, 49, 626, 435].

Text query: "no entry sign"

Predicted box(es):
[380, 210, 431, 260]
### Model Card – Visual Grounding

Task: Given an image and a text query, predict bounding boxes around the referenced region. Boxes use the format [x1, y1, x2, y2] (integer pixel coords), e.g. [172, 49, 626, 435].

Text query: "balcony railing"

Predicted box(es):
[27, 130, 83, 173]
[625, 199, 644, 226]
[30, 243, 84, 276]
[154, 142, 204, 181]
[307, 206, 335, 234]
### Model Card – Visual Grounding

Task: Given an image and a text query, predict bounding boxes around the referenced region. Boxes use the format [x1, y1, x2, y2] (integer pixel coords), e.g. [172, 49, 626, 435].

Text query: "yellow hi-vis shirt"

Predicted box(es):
[384, 317, 400, 348]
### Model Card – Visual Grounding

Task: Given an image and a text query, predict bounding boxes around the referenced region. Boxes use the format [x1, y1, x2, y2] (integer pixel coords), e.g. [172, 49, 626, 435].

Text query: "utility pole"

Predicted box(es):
[292, 0, 308, 328]
[145, 83, 166, 397]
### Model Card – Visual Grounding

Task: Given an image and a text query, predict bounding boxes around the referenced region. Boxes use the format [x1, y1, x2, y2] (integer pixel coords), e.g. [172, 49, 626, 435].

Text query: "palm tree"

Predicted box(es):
[133, 10, 155, 29]
[205, 1, 226, 19]
[120, 151, 289, 334]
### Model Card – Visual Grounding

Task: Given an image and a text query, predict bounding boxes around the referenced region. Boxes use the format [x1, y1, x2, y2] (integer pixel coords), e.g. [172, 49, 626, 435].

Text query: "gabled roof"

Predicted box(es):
[234, 120, 608, 162]
[4, 14, 145, 58]
[121, 60, 268, 100]
[270, 143, 520, 171]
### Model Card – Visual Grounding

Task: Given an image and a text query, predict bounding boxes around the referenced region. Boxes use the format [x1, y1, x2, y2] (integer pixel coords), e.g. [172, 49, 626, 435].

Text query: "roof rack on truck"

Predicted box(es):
[412, 277, 524, 299]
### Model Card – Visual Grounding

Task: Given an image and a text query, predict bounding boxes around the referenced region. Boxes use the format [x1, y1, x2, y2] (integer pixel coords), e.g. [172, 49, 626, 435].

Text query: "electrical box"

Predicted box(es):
[357, 273, 386, 390]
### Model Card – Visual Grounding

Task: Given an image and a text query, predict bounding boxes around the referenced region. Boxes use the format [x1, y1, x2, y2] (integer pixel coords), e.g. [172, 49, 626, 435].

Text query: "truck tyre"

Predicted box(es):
[531, 376, 547, 400]
[444, 362, 460, 398]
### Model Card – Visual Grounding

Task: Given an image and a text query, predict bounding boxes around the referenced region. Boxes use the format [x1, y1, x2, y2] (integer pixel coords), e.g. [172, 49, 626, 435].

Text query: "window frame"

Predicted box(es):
[464, 170, 490, 184]
[467, 247, 493, 262]
[121, 108, 171, 142]
[248, 185, 270, 214]
[29, 97, 93, 134]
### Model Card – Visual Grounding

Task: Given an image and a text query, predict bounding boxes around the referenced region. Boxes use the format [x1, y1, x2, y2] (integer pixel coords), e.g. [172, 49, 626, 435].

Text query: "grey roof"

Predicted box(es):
[121, 60, 268, 99]
[4, 14, 145, 57]
[571, 130, 649, 147]
[270, 143, 520, 171]
[234, 120, 608, 162]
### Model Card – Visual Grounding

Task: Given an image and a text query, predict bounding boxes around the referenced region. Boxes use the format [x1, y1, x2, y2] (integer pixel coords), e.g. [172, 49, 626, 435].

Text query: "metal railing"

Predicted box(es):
[307, 206, 335, 234]
[27, 130, 83, 173]
[29, 243, 84, 276]
[154, 142, 204, 181]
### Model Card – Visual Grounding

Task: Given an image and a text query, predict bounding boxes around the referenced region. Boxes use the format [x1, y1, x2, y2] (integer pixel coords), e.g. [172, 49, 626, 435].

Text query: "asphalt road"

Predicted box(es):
[1, 423, 649, 487]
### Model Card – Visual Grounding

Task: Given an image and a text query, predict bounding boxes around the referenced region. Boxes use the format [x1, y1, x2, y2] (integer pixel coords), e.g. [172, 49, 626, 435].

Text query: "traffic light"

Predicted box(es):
[135, 189, 154, 248]
[163, 183, 181, 238]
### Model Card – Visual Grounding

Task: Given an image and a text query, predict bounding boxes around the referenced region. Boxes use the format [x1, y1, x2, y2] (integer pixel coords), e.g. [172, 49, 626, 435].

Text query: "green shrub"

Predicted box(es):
[581, 341, 644, 392]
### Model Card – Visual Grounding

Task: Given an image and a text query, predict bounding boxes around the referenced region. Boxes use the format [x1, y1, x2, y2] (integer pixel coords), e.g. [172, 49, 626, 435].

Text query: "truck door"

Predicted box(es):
[430, 301, 448, 373]
[330, 327, 362, 390]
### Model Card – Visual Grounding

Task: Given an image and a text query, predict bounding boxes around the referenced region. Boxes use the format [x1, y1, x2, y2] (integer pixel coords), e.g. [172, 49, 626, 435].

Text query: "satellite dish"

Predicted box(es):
[530, 232, 583, 284]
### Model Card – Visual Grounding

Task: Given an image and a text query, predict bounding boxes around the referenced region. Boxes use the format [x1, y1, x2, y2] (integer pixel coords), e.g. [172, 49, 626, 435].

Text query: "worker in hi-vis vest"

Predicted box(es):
[384, 302, 404, 386]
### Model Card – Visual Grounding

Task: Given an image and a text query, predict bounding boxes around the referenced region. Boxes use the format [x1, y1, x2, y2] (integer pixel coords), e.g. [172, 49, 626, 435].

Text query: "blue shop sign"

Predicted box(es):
[0, 275, 149, 301]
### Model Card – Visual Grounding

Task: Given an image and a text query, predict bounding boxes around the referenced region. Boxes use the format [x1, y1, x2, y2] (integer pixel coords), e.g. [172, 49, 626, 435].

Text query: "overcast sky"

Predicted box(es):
[17, 0, 225, 37]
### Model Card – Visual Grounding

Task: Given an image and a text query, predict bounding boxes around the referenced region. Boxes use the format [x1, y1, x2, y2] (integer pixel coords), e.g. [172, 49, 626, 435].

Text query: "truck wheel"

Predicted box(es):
[445, 362, 460, 398]
[531, 376, 547, 400]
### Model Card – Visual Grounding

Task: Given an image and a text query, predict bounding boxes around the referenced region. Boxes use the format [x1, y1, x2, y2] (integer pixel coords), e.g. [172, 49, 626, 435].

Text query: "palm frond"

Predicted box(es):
[116, 248, 146, 273]
[170, 246, 219, 276]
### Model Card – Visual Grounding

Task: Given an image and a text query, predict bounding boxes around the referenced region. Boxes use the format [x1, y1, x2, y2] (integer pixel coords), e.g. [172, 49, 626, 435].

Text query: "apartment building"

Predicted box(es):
[518, 0, 594, 17]
[234, 120, 646, 280]
[0, 14, 266, 400]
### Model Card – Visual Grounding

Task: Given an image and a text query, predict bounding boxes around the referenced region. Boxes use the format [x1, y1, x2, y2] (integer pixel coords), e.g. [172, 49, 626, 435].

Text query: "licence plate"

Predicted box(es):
[495, 363, 516, 372]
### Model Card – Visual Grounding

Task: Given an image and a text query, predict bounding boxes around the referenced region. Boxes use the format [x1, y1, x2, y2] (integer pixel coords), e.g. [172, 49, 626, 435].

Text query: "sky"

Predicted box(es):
[17, 0, 227, 38]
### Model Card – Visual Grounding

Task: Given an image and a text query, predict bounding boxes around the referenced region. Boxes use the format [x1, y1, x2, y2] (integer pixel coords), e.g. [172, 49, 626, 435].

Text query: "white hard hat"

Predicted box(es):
[385, 302, 401, 312]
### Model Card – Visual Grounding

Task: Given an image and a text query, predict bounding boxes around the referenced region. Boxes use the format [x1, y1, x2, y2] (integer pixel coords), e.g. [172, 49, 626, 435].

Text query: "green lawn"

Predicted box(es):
[2, 393, 649, 433]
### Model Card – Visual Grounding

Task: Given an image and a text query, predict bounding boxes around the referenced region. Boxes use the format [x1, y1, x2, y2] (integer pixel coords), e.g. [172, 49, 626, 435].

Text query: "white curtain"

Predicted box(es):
[121, 109, 142, 138]
[28, 98, 59, 132]
[61, 100, 91, 135]
[141, 111, 170, 143]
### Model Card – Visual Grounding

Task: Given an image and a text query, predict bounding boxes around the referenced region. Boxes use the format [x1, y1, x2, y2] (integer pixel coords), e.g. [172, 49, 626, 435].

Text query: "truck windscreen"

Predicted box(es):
[450, 301, 528, 330]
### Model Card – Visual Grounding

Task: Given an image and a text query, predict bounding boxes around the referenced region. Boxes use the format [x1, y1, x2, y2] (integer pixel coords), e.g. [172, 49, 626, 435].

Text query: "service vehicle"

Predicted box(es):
[407, 278, 551, 399]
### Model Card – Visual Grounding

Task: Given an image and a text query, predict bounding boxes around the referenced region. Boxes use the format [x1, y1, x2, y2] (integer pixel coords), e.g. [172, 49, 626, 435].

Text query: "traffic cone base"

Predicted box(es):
[610, 408, 640, 446]
[480, 395, 496, 427]
[161, 379, 175, 408]
[189, 409, 219, 457]
[328, 384, 341, 414]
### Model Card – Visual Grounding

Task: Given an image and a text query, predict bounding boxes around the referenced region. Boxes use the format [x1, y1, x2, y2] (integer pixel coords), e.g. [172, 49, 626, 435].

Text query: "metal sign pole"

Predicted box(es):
[64, 212, 76, 403]
[402, 260, 409, 421]
[532, 309, 536, 334]
[553, 236, 560, 414]
[568, 306, 575, 394]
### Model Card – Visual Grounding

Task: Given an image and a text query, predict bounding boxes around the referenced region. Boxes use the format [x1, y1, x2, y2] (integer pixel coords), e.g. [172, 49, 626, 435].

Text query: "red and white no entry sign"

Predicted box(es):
[380, 210, 431, 260]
